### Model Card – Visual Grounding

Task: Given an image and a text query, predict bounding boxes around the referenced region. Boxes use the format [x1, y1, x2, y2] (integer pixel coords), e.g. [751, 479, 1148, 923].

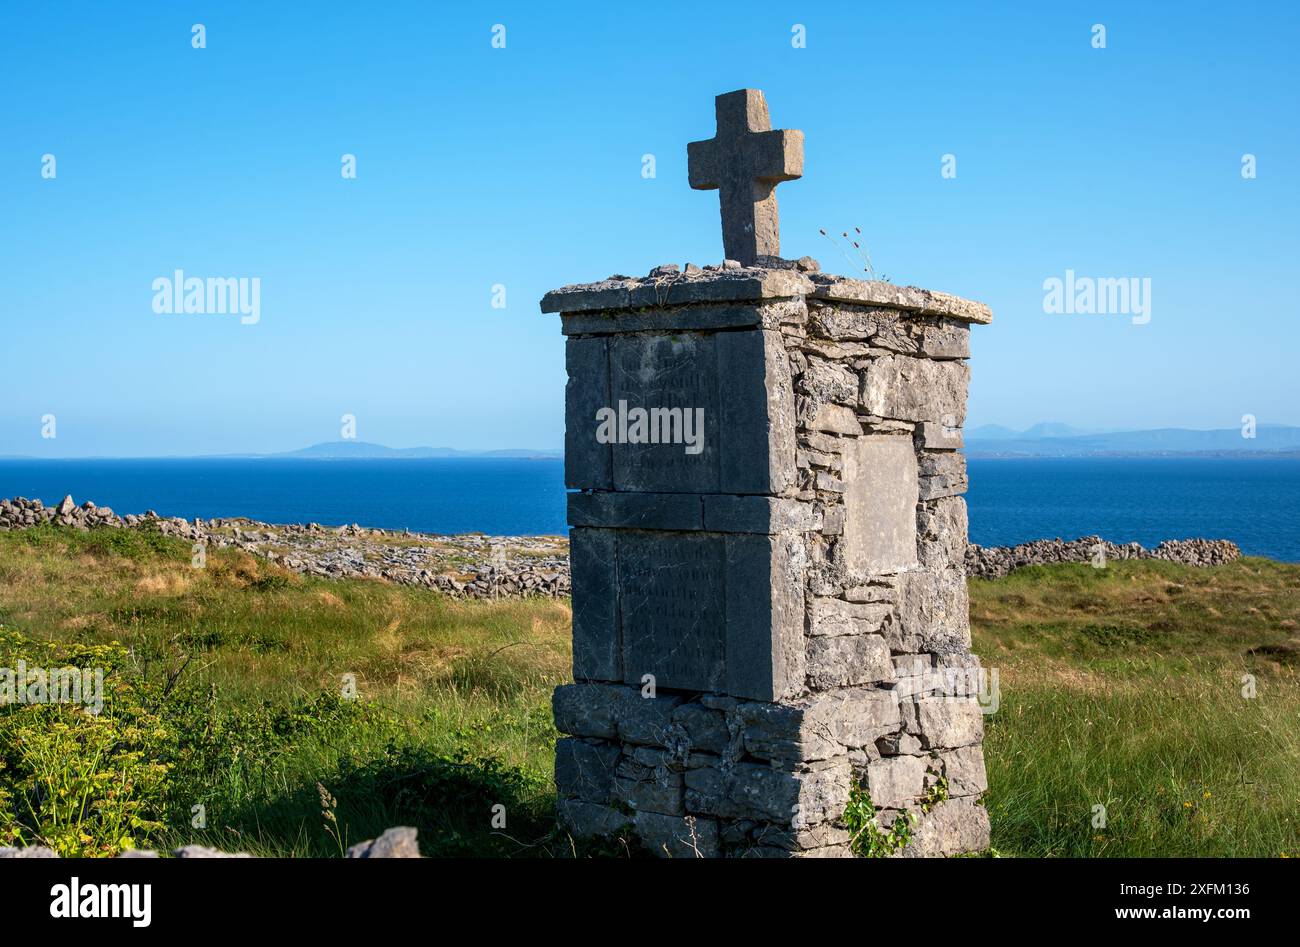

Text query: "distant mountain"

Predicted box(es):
[967, 423, 1099, 440]
[276, 441, 563, 460]
[965, 425, 1300, 457]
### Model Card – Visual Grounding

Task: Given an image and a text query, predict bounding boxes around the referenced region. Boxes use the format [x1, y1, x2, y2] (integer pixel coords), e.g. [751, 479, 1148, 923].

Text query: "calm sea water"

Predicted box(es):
[0, 456, 1296, 561]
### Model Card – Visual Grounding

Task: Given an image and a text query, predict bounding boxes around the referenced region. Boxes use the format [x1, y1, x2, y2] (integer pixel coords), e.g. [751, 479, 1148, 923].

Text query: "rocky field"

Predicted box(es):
[0, 495, 1242, 597]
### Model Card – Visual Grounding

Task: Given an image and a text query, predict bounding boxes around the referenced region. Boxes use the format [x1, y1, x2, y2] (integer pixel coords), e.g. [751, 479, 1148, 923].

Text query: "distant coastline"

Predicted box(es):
[3, 423, 1297, 461]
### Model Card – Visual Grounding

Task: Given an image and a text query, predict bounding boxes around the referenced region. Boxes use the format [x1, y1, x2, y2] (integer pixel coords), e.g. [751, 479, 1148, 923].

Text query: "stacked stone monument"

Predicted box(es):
[543, 90, 993, 857]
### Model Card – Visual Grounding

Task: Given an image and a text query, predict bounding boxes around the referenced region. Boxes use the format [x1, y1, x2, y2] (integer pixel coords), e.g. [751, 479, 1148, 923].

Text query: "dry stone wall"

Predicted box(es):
[542, 262, 995, 857]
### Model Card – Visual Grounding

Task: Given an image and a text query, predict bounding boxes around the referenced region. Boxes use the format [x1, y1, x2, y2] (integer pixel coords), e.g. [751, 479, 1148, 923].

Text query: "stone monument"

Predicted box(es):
[542, 89, 993, 857]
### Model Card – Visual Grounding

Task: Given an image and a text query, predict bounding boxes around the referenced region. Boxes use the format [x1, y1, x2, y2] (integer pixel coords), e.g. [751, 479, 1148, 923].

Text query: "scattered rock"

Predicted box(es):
[346, 826, 421, 858]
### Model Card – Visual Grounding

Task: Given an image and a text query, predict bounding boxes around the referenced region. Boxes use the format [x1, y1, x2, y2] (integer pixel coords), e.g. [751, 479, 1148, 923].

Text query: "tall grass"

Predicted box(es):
[1, 525, 1297, 856]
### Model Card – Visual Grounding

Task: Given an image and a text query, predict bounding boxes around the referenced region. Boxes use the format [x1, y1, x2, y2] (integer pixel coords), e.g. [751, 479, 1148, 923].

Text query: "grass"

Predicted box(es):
[971, 559, 1300, 857]
[1, 523, 1297, 856]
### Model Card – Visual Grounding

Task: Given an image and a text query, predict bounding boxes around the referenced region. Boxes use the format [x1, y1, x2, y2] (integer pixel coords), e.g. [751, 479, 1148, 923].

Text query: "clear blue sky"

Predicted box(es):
[3, 1, 1297, 457]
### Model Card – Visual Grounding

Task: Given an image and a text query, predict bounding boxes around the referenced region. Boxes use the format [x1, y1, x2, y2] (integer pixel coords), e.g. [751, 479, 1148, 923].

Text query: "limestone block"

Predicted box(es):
[898, 798, 990, 857]
[917, 698, 984, 750]
[701, 495, 817, 533]
[840, 435, 920, 575]
[866, 754, 927, 809]
[806, 276, 993, 324]
[609, 333, 720, 493]
[557, 798, 631, 839]
[560, 300, 797, 336]
[937, 744, 988, 797]
[634, 812, 720, 858]
[806, 634, 893, 690]
[541, 269, 813, 314]
[614, 759, 685, 815]
[802, 357, 858, 405]
[614, 530, 804, 701]
[569, 528, 620, 681]
[564, 337, 611, 489]
[600, 329, 795, 495]
[916, 420, 963, 450]
[808, 596, 892, 637]
[613, 691, 685, 747]
[897, 568, 970, 654]
[552, 682, 621, 740]
[554, 737, 620, 804]
[805, 402, 860, 435]
[568, 492, 702, 531]
[917, 497, 968, 571]
[918, 451, 968, 500]
[684, 760, 850, 824]
[860, 354, 969, 425]
[671, 703, 733, 754]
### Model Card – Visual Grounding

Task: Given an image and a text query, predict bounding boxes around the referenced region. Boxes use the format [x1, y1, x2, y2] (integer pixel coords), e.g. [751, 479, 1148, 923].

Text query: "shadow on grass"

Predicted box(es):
[193, 744, 557, 857]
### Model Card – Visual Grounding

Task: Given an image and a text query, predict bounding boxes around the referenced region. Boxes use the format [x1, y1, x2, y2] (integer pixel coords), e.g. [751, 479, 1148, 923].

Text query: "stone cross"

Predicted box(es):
[688, 88, 804, 266]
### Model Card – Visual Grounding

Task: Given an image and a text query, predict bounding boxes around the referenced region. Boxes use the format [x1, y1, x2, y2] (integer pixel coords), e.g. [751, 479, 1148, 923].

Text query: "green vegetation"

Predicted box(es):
[1, 523, 1297, 856]
[971, 559, 1300, 857]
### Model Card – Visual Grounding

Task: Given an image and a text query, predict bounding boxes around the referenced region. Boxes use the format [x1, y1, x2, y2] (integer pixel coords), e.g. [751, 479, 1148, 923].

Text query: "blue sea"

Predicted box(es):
[0, 456, 1296, 561]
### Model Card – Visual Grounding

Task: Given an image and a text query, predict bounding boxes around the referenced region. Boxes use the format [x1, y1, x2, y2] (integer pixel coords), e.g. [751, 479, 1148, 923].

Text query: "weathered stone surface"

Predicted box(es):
[585, 330, 796, 496]
[634, 811, 720, 858]
[609, 333, 721, 493]
[724, 533, 806, 700]
[618, 531, 726, 692]
[608, 530, 805, 701]
[860, 355, 969, 426]
[806, 634, 893, 689]
[615, 759, 685, 815]
[917, 420, 963, 450]
[897, 568, 970, 654]
[614, 691, 685, 746]
[543, 96, 993, 854]
[541, 268, 813, 314]
[555, 738, 620, 804]
[918, 497, 968, 571]
[899, 798, 991, 857]
[560, 300, 794, 336]
[917, 698, 984, 750]
[553, 682, 621, 740]
[866, 754, 927, 809]
[687, 89, 803, 266]
[717, 329, 797, 496]
[739, 702, 837, 762]
[937, 744, 988, 797]
[569, 528, 620, 681]
[805, 401, 860, 435]
[568, 492, 703, 531]
[808, 276, 993, 324]
[685, 760, 849, 823]
[840, 435, 919, 575]
[808, 305, 974, 357]
[808, 597, 892, 636]
[803, 357, 858, 405]
[876, 731, 923, 756]
[672, 703, 732, 754]
[557, 798, 631, 839]
[701, 495, 816, 534]
[565, 336, 611, 489]
[918, 451, 969, 500]
[345, 827, 421, 859]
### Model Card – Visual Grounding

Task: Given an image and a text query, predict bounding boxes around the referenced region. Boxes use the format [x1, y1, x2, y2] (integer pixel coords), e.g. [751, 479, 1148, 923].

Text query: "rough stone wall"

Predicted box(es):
[544, 265, 993, 857]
